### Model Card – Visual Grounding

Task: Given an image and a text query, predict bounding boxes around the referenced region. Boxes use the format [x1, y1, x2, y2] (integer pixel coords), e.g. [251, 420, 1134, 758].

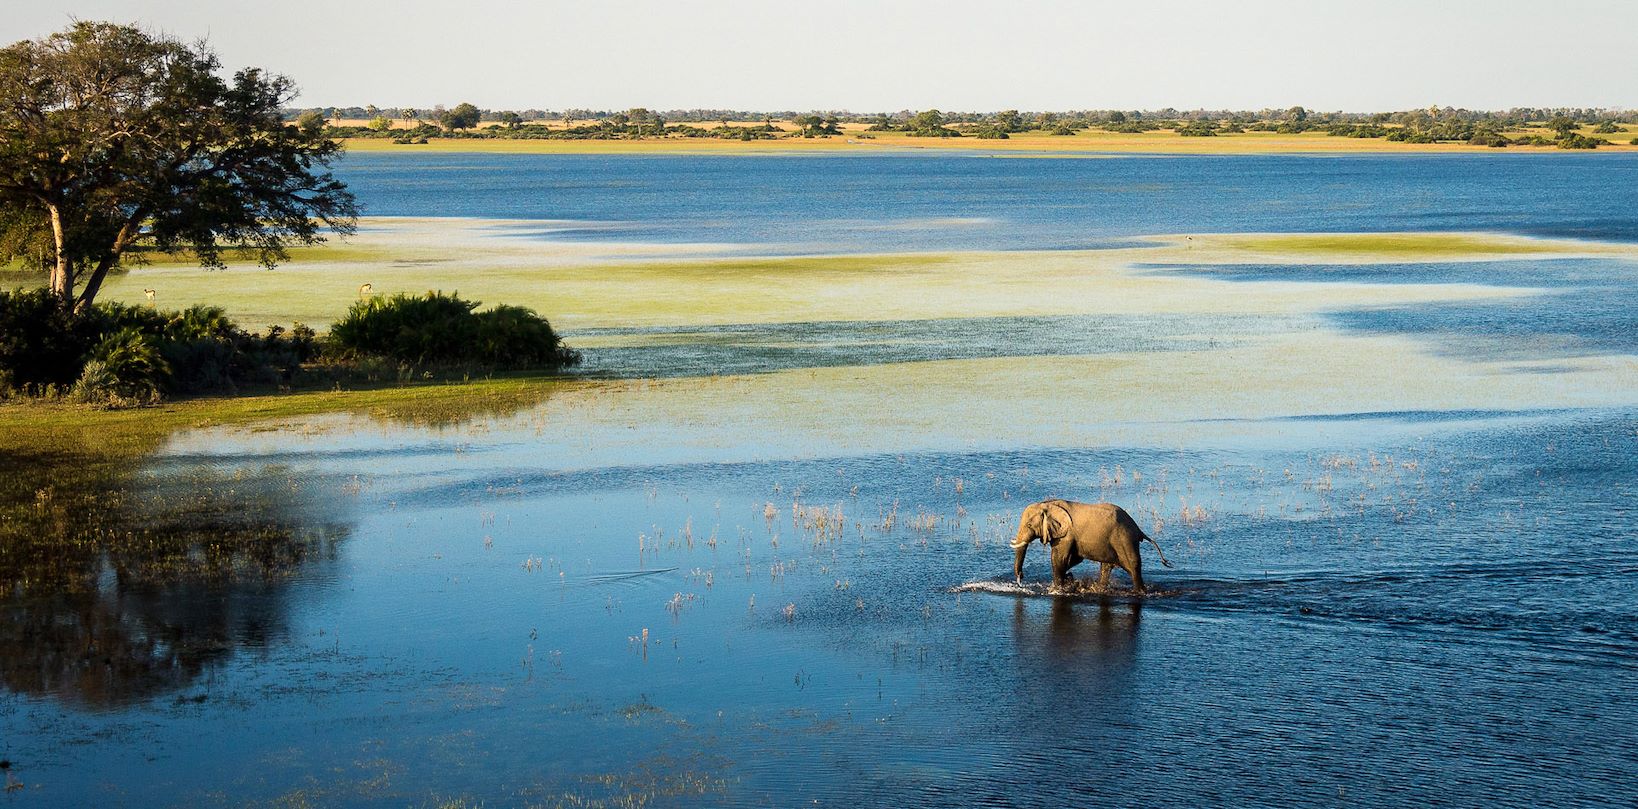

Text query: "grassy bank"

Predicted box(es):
[0, 375, 568, 592]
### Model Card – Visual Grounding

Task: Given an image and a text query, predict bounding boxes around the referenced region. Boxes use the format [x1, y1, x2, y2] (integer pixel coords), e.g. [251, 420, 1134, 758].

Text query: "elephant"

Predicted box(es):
[1012, 499, 1174, 592]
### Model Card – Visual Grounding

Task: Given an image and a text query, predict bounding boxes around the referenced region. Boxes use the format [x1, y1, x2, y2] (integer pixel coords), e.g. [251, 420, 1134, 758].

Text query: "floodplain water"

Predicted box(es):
[4, 152, 1637, 807]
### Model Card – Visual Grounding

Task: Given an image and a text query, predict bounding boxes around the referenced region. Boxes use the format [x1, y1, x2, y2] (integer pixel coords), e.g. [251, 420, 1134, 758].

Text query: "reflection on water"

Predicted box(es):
[1017, 598, 1142, 674]
[1, 549, 334, 709]
[1, 463, 350, 709]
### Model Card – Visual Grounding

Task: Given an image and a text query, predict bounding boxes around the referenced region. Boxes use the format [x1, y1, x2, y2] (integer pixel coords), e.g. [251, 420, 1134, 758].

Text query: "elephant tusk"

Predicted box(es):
[1009, 539, 1029, 549]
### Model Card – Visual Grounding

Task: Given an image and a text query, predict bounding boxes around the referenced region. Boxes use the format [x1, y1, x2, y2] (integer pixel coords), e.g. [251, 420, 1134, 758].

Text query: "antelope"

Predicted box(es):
[358, 282, 373, 299]
[143, 288, 156, 304]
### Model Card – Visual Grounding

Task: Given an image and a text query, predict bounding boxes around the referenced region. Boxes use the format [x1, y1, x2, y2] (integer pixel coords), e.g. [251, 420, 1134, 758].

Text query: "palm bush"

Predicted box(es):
[329, 291, 579, 369]
[73, 328, 168, 403]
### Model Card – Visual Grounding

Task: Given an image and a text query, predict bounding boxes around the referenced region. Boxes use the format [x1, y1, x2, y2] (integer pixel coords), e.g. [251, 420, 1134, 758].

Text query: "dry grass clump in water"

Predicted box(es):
[793, 501, 846, 544]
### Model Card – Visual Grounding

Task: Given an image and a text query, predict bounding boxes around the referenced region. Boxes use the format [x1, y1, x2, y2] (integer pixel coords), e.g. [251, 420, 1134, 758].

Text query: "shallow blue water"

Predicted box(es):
[9, 408, 1634, 806]
[336, 151, 1638, 251]
[6, 153, 1638, 807]
[1143, 256, 1638, 362]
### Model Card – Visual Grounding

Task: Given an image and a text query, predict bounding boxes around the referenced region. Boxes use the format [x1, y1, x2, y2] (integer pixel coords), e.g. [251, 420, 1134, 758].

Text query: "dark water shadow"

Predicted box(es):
[1002, 598, 1147, 727]
[1, 462, 353, 710]
[1016, 597, 1144, 666]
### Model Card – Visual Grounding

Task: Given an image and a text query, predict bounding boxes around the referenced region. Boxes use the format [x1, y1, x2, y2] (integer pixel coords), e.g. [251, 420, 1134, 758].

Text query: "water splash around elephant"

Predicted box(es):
[952, 578, 1183, 599]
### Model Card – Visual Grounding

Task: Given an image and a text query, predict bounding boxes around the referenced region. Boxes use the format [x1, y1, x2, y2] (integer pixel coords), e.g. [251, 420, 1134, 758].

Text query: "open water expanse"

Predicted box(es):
[5, 152, 1637, 807]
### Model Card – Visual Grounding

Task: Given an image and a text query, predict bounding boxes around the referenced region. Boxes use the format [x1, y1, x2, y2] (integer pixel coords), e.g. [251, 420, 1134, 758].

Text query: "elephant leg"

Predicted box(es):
[1050, 545, 1076, 588]
[1097, 563, 1114, 588]
[1113, 538, 1147, 594]
[1125, 556, 1145, 594]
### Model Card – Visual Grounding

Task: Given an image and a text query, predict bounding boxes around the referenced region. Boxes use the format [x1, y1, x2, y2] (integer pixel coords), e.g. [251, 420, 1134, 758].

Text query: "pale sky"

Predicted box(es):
[7, 1, 1636, 111]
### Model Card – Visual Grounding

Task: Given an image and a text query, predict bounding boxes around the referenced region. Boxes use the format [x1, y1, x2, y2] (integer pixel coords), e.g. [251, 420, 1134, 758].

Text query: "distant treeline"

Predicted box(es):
[291, 104, 1637, 126]
[289, 104, 1638, 148]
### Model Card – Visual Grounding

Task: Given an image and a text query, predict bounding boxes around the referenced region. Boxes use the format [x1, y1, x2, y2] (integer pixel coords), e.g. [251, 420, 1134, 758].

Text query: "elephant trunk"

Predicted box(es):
[1012, 522, 1032, 582]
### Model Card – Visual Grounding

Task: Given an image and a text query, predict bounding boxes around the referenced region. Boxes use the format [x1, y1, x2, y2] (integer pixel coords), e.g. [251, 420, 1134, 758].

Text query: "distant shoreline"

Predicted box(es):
[341, 128, 1638, 157]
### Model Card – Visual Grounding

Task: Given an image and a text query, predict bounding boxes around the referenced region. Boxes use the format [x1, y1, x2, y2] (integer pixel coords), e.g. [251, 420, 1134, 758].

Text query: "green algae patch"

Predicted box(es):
[1203, 232, 1574, 259]
[94, 218, 1559, 332]
[125, 243, 403, 267]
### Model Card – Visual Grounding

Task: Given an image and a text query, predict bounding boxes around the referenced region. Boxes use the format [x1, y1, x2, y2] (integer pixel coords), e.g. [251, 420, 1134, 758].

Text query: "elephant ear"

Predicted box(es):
[1040, 500, 1072, 544]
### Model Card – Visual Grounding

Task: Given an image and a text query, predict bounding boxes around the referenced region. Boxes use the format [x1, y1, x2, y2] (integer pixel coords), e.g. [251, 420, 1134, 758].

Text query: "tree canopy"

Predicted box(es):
[0, 22, 358, 310]
[910, 109, 945, 131]
[438, 102, 481, 131]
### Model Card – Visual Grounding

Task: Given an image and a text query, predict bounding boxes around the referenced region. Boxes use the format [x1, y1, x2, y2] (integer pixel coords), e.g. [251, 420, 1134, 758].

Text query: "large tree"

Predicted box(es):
[0, 22, 357, 311]
[438, 102, 481, 132]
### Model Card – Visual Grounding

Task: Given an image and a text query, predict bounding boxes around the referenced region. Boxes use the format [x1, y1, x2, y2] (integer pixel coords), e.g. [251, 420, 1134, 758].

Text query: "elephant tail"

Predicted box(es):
[1143, 533, 1175, 568]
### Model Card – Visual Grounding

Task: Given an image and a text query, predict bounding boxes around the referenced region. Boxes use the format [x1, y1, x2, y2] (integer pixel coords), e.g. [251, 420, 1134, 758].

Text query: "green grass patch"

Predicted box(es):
[125, 243, 405, 267]
[1215, 232, 1562, 257]
[94, 250, 961, 329]
[603, 253, 951, 278]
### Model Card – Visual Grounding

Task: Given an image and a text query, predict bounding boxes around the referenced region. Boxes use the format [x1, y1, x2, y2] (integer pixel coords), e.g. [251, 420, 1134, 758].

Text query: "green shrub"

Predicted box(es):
[1329, 124, 1387, 138]
[1, 289, 319, 400]
[474, 305, 579, 366]
[74, 328, 168, 404]
[1557, 133, 1606, 150]
[0, 288, 99, 391]
[329, 291, 578, 369]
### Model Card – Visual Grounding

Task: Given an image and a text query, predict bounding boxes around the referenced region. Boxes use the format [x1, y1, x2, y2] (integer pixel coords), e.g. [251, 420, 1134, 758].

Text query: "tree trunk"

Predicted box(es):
[72, 218, 140, 314]
[74, 256, 117, 314]
[46, 203, 73, 302]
